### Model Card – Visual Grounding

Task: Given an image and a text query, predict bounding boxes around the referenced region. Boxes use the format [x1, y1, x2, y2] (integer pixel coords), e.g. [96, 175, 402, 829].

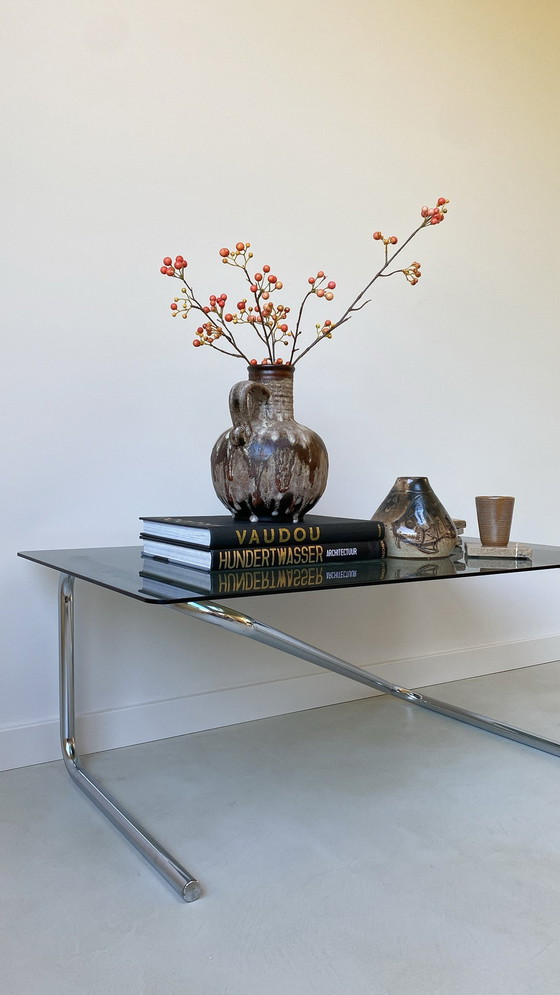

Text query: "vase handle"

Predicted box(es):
[229, 380, 270, 446]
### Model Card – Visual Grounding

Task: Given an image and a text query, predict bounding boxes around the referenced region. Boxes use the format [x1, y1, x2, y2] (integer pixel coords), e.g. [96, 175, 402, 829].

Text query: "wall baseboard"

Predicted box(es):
[2, 634, 560, 772]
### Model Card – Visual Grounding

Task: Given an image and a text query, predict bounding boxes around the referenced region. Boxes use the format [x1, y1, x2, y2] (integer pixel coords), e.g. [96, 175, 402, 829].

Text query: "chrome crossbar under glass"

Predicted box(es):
[169, 599, 560, 759]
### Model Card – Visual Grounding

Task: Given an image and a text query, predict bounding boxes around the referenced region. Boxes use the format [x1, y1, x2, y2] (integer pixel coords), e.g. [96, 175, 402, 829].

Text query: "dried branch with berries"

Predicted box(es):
[160, 198, 449, 366]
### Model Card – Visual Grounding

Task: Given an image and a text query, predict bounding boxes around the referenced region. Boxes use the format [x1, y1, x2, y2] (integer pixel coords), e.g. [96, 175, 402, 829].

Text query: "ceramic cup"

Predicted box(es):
[475, 495, 515, 547]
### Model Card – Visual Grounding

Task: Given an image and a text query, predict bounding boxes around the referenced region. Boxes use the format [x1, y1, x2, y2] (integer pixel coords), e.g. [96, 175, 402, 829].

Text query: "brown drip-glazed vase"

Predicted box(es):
[211, 364, 329, 522]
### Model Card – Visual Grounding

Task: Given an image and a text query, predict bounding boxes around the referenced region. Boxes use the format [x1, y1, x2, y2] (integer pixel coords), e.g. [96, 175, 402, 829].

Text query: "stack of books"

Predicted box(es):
[139, 514, 387, 597]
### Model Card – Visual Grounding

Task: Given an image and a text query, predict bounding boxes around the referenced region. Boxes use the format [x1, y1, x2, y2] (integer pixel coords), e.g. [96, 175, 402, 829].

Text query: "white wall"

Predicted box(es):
[2, 0, 560, 770]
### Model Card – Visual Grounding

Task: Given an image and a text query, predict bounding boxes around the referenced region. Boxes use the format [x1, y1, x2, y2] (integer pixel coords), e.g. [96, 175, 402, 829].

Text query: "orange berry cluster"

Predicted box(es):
[249, 357, 290, 365]
[248, 268, 284, 296]
[421, 197, 449, 225]
[403, 261, 421, 286]
[316, 318, 334, 340]
[160, 255, 187, 276]
[219, 242, 253, 261]
[307, 271, 336, 301]
[372, 232, 398, 246]
[193, 321, 224, 347]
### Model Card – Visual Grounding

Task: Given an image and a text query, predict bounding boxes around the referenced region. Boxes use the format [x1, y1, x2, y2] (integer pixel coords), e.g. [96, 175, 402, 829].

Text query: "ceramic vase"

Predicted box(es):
[211, 364, 329, 522]
[372, 476, 458, 558]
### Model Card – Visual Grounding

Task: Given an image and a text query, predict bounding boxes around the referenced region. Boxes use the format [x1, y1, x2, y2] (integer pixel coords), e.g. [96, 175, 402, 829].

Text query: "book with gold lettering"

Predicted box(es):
[139, 514, 384, 549]
[139, 558, 388, 598]
[141, 537, 387, 571]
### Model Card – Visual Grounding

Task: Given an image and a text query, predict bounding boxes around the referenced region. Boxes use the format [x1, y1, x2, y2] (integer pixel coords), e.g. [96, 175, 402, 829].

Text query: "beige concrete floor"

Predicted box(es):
[3, 662, 560, 995]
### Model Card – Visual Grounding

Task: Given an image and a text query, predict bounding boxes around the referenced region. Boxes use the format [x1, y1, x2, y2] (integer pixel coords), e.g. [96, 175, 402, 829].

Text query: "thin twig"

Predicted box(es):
[292, 221, 427, 366]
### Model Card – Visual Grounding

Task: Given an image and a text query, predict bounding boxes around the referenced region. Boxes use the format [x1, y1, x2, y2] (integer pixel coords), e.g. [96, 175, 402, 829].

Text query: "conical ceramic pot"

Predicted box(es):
[211, 364, 329, 522]
[372, 476, 458, 558]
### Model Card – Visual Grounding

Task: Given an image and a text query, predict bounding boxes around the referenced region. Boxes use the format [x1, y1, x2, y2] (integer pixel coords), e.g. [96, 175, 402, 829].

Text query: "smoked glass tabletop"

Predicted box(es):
[17, 542, 560, 604]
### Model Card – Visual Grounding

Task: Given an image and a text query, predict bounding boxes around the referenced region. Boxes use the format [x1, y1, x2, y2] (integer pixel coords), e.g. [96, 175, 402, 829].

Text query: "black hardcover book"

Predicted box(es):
[141, 538, 387, 571]
[139, 558, 388, 598]
[139, 514, 385, 549]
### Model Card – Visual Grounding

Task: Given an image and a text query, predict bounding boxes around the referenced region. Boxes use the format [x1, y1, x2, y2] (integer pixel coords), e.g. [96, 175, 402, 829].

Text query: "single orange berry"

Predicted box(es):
[219, 248, 229, 257]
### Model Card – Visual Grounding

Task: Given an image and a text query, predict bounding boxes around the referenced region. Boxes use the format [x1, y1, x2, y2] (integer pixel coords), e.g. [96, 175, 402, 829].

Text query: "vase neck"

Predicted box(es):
[394, 476, 433, 494]
[247, 364, 294, 418]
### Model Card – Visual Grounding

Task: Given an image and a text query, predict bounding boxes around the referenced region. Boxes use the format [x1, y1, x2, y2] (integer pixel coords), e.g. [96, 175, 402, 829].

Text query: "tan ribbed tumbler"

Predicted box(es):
[475, 495, 515, 547]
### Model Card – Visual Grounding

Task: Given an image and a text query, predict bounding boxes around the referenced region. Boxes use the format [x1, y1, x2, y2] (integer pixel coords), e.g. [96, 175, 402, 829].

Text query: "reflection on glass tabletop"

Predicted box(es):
[17, 541, 560, 604]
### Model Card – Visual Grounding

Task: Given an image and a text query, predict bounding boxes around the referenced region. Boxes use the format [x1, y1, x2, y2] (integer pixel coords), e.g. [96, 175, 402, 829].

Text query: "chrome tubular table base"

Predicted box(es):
[59, 578, 560, 904]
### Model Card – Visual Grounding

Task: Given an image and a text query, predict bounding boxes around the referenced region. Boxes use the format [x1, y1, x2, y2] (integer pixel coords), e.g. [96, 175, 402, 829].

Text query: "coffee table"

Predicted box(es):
[18, 542, 560, 902]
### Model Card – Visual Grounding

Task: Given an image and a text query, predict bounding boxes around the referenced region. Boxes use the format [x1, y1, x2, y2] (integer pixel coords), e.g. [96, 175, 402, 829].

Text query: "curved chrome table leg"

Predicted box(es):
[59, 574, 202, 902]
[171, 599, 560, 759]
